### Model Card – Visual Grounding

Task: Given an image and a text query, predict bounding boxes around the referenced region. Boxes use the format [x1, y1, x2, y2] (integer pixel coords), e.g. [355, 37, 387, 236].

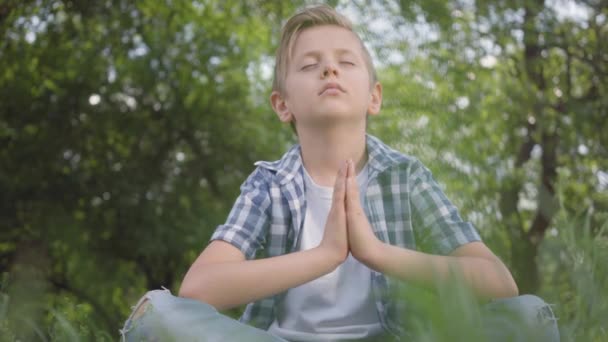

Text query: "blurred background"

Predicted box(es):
[1, 0, 606, 340]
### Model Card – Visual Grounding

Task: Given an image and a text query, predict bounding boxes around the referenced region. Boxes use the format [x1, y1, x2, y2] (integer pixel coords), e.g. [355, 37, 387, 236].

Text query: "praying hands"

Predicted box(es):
[319, 159, 382, 268]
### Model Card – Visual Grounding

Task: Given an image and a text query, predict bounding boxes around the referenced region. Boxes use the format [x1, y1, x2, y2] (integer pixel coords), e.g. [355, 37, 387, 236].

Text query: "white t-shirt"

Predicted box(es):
[268, 164, 383, 341]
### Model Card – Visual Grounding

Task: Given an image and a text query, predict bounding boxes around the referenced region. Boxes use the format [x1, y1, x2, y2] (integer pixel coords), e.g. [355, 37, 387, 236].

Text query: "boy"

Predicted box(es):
[121, 5, 559, 341]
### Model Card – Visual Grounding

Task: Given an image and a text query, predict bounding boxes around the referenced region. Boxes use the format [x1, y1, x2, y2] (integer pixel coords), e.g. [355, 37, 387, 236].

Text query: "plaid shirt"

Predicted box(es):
[211, 134, 480, 337]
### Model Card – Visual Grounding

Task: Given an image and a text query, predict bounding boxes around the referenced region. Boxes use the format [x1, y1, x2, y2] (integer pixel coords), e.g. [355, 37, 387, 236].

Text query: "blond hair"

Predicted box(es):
[272, 4, 377, 94]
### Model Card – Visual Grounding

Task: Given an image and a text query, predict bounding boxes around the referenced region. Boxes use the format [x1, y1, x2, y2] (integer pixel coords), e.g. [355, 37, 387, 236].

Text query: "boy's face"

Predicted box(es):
[271, 25, 382, 129]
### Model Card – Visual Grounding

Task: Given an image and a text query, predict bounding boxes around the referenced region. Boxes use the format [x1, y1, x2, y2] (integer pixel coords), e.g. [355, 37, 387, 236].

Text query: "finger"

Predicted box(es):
[346, 159, 360, 210]
[332, 160, 347, 206]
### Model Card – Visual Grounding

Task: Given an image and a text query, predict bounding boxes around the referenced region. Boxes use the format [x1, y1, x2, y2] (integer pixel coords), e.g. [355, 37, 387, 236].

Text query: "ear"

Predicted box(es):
[367, 82, 382, 116]
[270, 90, 293, 123]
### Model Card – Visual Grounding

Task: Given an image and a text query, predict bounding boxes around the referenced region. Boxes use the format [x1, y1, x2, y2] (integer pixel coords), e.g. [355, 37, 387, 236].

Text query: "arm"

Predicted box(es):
[179, 162, 350, 310]
[362, 240, 519, 300]
[179, 240, 343, 310]
[344, 159, 518, 300]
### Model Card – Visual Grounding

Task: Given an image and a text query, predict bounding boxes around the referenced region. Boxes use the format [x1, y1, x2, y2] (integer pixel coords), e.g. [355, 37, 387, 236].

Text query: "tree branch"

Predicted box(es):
[516, 121, 537, 167]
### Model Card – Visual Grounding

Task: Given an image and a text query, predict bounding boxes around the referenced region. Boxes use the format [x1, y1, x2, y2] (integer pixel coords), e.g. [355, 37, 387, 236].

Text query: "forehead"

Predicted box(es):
[291, 25, 363, 59]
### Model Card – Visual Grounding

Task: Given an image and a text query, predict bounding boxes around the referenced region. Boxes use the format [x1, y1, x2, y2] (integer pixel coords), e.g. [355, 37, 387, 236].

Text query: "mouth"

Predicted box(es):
[319, 82, 345, 95]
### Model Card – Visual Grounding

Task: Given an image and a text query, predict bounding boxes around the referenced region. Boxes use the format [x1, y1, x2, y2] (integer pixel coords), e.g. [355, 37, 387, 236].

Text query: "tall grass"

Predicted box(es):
[1, 209, 606, 341]
[0, 273, 114, 342]
[396, 208, 607, 342]
[539, 209, 608, 341]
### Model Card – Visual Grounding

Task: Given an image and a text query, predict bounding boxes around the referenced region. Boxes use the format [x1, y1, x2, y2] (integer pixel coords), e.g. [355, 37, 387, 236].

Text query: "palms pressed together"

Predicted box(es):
[320, 159, 381, 267]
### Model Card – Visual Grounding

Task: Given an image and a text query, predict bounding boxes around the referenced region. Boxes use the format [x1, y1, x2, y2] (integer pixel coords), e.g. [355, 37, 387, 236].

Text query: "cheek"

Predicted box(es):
[353, 82, 372, 98]
[286, 75, 311, 92]
[348, 70, 371, 88]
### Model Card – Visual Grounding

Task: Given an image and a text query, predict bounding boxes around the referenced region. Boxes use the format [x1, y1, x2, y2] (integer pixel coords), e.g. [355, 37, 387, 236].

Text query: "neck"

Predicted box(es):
[297, 123, 368, 187]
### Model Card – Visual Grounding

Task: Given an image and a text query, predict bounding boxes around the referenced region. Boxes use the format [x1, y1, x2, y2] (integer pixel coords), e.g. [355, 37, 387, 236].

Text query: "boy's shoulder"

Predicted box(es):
[252, 143, 302, 186]
[365, 134, 416, 172]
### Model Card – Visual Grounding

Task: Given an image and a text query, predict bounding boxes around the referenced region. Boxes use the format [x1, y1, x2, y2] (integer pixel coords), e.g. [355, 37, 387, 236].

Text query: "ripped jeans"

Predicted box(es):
[120, 289, 559, 341]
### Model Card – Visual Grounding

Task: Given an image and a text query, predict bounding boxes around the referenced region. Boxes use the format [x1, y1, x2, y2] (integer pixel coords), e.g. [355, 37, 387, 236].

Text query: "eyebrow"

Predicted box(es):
[296, 48, 357, 60]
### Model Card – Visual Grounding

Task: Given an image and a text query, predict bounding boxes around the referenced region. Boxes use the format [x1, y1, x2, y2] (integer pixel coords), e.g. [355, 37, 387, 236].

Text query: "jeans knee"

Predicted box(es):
[484, 295, 560, 341]
[488, 294, 558, 326]
[120, 288, 172, 340]
[513, 295, 556, 322]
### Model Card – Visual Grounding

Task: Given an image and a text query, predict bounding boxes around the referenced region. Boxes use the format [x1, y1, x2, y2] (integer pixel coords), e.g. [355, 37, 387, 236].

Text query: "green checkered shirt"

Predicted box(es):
[211, 134, 480, 337]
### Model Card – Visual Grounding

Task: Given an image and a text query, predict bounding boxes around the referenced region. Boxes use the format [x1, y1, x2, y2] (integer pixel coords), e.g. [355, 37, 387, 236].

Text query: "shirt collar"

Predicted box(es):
[254, 134, 403, 185]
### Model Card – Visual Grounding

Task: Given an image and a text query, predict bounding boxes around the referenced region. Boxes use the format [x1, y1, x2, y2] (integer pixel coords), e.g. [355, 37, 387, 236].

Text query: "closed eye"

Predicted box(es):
[340, 61, 355, 66]
[301, 64, 317, 70]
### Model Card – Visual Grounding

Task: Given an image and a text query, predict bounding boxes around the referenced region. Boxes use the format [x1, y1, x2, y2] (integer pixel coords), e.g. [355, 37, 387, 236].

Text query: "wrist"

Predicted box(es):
[314, 245, 344, 271]
[358, 238, 385, 270]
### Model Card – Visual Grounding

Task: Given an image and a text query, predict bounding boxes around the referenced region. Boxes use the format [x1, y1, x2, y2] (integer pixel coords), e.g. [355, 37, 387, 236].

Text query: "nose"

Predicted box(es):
[321, 64, 338, 79]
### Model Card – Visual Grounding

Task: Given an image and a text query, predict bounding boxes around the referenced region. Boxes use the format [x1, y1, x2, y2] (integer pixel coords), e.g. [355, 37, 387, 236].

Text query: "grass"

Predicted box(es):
[1, 210, 606, 341]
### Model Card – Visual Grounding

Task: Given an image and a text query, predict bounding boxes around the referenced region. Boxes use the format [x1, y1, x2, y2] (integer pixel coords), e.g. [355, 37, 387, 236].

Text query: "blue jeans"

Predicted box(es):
[481, 295, 559, 341]
[120, 289, 559, 341]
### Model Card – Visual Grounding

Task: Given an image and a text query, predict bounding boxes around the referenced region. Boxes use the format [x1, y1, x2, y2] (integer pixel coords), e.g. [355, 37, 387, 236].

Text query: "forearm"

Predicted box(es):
[366, 242, 518, 300]
[179, 247, 340, 310]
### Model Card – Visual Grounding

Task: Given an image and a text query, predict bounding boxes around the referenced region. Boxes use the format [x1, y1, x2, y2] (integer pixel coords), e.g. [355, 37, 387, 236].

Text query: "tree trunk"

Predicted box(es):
[505, 0, 559, 294]
[511, 238, 540, 294]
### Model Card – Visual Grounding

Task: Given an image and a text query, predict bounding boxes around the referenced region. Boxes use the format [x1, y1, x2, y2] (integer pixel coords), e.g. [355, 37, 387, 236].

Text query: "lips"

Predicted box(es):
[319, 82, 345, 95]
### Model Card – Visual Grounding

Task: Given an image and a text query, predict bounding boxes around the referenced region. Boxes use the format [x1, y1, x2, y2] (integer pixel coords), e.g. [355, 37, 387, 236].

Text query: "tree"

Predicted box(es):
[0, 0, 300, 337]
[382, 0, 608, 293]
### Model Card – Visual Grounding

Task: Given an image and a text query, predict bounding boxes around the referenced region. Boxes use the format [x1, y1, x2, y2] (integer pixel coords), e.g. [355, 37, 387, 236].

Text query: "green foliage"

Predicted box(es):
[0, 0, 299, 338]
[539, 209, 608, 341]
[372, 0, 607, 338]
[377, 0, 608, 294]
[397, 275, 488, 341]
[1, 0, 606, 340]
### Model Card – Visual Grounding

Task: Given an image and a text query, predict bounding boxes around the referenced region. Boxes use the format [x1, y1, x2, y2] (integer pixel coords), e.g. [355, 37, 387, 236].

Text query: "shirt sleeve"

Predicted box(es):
[409, 160, 481, 255]
[210, 167, 272, 260]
